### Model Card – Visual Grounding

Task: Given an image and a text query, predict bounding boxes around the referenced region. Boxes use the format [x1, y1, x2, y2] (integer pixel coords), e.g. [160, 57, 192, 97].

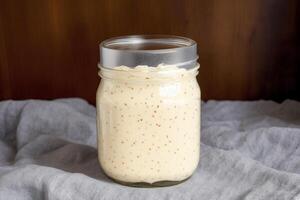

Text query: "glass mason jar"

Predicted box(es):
[97, 35, 201, 187]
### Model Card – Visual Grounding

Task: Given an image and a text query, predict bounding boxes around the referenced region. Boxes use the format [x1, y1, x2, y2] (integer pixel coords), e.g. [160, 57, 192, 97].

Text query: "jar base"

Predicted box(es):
[106, 174, 191, 188]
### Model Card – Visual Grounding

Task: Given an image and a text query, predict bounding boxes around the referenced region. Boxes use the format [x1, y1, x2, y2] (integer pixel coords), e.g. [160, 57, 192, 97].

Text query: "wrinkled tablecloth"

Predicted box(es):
[0, 98, 300, 200]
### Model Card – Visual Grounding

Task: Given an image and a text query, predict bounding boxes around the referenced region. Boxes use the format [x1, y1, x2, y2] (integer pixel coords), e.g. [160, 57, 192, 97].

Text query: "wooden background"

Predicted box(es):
[0, 0, 299, 104]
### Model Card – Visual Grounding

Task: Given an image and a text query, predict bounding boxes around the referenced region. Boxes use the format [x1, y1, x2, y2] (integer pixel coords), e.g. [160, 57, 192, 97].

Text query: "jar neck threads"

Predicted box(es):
[98, 64, 199, 81]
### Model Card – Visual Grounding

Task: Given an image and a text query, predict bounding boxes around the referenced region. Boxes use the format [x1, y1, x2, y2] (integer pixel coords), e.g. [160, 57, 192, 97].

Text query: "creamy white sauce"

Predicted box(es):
[97, 65, 201, 184]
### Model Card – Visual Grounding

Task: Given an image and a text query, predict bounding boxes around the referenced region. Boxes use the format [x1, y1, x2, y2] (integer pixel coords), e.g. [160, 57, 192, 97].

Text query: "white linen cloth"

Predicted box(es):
[0, 98, 299, 200]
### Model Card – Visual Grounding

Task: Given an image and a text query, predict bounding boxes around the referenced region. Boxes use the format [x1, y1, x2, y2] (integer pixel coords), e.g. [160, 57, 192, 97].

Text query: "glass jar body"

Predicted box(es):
[96, 66, 201, 186]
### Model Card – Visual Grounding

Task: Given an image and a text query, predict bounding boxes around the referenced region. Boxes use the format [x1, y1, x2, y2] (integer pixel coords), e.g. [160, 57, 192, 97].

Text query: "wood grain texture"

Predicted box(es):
[0, 0, 299, 104]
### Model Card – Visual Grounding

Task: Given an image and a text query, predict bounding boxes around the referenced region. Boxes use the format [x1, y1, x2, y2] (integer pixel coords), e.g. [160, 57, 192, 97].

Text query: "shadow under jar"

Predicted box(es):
[96, 35, 201, 187]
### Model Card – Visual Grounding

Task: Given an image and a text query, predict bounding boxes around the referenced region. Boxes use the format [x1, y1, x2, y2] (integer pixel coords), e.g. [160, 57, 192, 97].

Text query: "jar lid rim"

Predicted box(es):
[100, 35, 196, 52]
[99, 35, 198, 69]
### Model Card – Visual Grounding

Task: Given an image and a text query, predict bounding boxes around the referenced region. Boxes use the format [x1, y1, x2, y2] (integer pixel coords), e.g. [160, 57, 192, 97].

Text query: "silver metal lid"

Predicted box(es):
[99, 35, 198, 69]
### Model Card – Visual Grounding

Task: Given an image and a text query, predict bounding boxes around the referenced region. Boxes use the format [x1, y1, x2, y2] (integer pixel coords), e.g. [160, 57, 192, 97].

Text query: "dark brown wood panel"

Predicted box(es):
[0, 0, 299, 104]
